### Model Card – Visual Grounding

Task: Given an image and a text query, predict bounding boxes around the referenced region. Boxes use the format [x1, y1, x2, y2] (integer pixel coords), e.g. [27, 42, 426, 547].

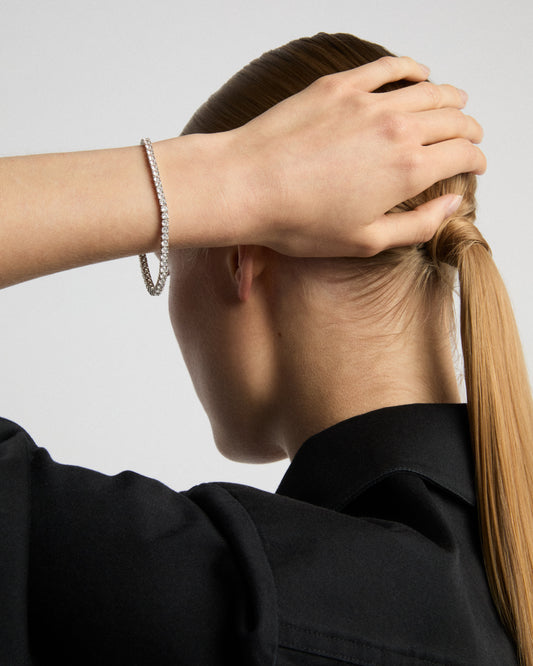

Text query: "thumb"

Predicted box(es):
[371, 194, 463, 251]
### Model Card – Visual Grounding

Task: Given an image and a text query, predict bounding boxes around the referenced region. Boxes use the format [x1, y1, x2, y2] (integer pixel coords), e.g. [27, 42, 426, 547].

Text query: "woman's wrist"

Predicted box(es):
[0, 132, 251, 289]
[153, 131, 256, 251]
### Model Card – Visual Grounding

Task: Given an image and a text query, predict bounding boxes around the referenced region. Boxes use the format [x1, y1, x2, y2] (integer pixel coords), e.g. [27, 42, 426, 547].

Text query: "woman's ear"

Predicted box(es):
[229, 245, 267, 302]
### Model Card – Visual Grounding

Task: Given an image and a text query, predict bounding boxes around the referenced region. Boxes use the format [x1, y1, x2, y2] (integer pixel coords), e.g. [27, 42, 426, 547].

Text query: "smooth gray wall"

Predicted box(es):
[1, 0, 531, 493]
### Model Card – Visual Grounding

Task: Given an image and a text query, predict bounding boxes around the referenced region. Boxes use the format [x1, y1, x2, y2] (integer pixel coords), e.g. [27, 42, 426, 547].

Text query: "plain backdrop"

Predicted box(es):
[1, 0, 531, 494]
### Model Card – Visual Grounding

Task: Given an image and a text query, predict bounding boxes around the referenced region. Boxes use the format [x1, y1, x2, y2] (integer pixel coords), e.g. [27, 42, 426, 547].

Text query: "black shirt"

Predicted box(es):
[0, 403, 518, 665]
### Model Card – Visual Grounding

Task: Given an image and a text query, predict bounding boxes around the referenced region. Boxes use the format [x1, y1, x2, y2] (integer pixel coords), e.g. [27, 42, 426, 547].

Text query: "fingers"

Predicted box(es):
[416, 108, 484, 145]
[334, 55, 430, 92]
[323, 57, 470, 117]
[422, 138, 487, 179]
[381, 81, 468, 112]
[370, 195, 464, 252]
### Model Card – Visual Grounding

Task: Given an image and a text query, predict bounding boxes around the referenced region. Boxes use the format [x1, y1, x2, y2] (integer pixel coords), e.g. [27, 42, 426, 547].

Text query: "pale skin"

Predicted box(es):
[0, 56, 485, 462]
[168, 244, 463, 463]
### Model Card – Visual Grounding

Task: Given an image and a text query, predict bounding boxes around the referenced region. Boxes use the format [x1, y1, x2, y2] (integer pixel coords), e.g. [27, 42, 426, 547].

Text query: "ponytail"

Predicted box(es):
[431, 217, 533, 665]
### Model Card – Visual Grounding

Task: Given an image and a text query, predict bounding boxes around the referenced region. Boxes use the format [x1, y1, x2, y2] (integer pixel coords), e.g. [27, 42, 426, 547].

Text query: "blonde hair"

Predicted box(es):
[181, 32, 533, 664]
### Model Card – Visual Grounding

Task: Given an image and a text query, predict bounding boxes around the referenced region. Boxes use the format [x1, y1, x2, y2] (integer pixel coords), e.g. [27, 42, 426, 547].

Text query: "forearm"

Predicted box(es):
[0, 132, 239, 288]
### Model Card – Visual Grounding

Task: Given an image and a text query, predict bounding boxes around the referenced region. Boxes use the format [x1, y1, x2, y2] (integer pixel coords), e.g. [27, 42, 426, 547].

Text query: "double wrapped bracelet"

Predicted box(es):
[139, 137, 169, 295]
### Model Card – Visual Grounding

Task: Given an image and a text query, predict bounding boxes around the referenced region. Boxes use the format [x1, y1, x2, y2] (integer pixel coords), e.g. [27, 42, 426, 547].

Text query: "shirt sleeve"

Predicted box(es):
[0, 417, 277, 666]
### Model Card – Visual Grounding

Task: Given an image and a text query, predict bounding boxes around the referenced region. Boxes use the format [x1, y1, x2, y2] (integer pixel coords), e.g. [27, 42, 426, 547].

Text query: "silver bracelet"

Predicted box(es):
[139, 137, 170, 295]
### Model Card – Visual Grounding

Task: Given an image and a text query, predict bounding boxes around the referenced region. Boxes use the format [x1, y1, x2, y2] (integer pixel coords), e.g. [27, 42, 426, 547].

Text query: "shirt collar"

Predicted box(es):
[275, 403, 476, 510]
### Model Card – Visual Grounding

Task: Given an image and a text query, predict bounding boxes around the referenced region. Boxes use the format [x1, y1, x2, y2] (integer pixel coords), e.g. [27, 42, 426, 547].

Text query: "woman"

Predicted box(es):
[1, 31, 527, 665]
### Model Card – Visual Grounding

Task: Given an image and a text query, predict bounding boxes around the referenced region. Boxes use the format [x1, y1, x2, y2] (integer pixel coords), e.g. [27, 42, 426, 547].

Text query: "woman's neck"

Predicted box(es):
[271, 312, 461, 462]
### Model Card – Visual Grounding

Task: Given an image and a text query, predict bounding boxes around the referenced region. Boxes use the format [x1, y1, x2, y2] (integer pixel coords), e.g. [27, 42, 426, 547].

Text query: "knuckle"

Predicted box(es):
[453, 107, 468, 124]
[465, 137, 479, 156]
[469, 115, 484, 141]
[459, 139, 486, 172]
[455, 112, 483, 142]
[417, 217, 438, 243]
[378, 55, 397, 74]
[314, 72, 344, 96]
[455, 109, 471, 134]
[456, 137, 473, 154]
[441, 83, 463, 104]
[419, 81, 441, 106]
[398, 55, 417, 67]
[357, 234, 381, 257]
[476, 147, 488, 174]
[401, 148, 423, 174]
[379, 110, 409, 140]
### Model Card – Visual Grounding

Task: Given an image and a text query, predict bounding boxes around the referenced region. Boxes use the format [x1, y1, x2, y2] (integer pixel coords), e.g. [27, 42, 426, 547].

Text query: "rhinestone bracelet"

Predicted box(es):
[139, 137, 169, 295]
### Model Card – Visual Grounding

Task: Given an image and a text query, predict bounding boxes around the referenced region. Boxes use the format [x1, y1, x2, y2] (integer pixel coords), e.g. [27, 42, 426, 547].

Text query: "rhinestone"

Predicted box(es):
[139, 137, 170, 296]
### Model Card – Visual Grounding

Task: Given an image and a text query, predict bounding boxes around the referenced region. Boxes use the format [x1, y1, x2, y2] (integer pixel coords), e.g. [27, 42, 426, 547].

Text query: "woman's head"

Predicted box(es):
[170, 34, 533, 662]
[169, 32, 475, 461]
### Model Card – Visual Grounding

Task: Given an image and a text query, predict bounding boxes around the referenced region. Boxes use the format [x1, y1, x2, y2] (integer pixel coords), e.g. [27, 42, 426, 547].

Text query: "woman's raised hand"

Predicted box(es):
[224, 55, 486, 257]
[0, 56, 486, 288]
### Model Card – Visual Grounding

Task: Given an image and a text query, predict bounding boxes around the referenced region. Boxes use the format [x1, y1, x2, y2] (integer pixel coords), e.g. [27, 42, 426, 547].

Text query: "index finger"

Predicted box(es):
[332, 55, 430, 92]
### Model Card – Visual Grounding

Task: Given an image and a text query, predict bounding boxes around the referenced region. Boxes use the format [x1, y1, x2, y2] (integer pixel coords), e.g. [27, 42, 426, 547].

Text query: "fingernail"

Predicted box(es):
[459, 89, 468, 104]
[419, 63, 430, 77]
[445, 194, 463, 217]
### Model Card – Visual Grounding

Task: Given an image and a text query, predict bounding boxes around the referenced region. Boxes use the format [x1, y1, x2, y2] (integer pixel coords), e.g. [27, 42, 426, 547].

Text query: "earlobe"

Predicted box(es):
[236, 246, 254, 302]
[229, 245, 268, 302]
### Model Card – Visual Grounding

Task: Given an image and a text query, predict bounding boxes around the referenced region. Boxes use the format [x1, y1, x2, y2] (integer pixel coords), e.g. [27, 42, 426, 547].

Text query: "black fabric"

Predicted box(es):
[0, 403, 519, 665]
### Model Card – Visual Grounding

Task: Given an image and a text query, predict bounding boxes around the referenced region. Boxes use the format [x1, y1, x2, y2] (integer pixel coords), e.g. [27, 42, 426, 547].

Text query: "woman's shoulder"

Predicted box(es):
[0, 414, 37, 453]
[0, 418, 517, 666]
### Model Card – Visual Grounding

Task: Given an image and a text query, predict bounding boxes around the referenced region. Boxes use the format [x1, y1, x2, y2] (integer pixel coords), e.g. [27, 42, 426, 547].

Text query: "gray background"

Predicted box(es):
[1, 0, 531, 493]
